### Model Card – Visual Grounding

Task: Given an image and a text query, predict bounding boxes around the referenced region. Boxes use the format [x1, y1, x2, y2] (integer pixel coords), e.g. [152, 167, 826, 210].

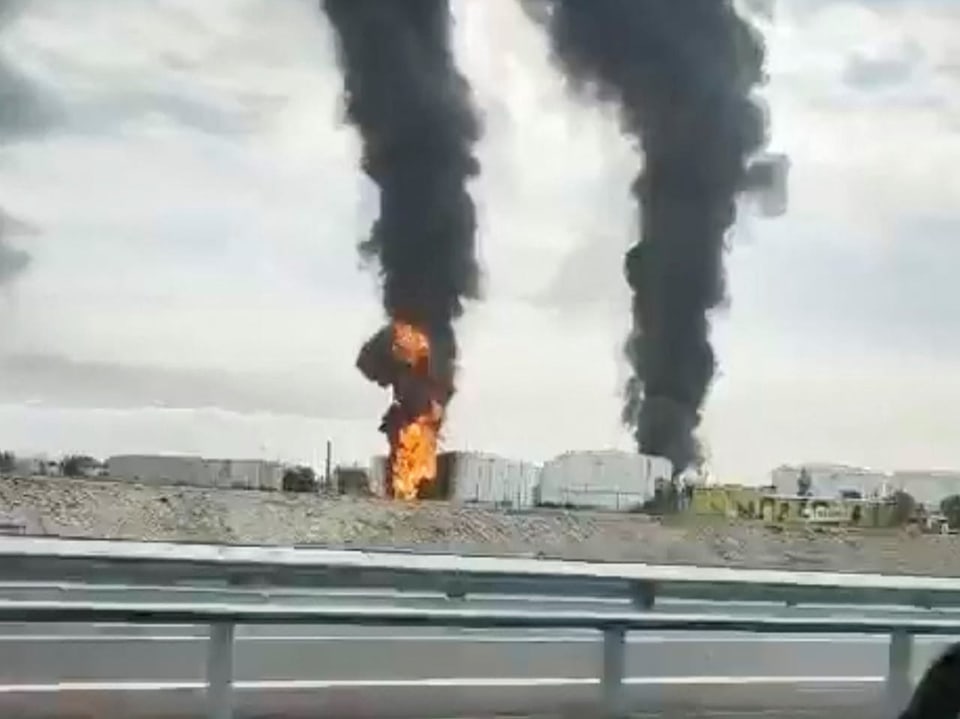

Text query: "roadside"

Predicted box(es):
[1, 475, 958, 575]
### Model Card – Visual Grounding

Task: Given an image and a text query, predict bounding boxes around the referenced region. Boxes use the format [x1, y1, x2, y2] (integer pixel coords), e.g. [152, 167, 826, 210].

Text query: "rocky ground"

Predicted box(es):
[1, 475, 959, 575]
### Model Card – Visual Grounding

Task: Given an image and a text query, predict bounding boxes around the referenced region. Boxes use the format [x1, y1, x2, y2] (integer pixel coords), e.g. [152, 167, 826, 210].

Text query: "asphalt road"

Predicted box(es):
[0, 584, 955, 718]
[0, 622, 954, 718]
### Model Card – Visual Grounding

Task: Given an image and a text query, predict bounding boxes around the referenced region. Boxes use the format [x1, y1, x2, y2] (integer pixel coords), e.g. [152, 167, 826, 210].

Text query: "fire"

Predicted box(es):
[390, 396, 443, 501]
[387, 321, 443, 500]
[392, 321, 430, 367]
[356, 319, 449, 501]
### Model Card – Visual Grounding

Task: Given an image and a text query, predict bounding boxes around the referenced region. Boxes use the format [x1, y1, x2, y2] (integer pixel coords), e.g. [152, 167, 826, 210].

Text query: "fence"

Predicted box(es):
[3, 537, 960, 718]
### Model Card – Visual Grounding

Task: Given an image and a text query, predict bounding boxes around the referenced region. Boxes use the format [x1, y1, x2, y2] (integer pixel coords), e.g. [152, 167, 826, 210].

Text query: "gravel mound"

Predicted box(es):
[1, 475, 958, 575]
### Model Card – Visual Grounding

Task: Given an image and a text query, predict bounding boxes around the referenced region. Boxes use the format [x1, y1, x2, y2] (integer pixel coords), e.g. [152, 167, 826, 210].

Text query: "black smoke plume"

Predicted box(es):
[322, 0, 481, 401]
[533, 0, 768, 473]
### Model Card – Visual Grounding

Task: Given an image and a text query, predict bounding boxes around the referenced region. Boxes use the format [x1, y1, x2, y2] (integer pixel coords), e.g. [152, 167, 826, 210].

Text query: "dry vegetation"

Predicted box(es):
[1, 475, 959, 576]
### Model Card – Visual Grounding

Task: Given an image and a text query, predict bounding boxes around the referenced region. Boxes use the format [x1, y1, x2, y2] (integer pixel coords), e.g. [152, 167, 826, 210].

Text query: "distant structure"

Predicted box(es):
[330, 465, 372, 496]
[437, 452, 540, 508]
[771, 463, 960, 508]
[13, 455, 62, 477]
[106, 455, 283, 491]
[888, 470, 960, 509]
[538, 450, 672, 511]
[771, 464, 887, 498]
[369, 455, 388, 497]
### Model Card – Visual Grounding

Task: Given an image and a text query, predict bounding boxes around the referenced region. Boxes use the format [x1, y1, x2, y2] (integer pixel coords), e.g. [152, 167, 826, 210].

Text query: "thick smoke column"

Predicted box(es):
[322, 0, 481, 497]
[535, 0, 768, 473]
[323, 0, 480, 379]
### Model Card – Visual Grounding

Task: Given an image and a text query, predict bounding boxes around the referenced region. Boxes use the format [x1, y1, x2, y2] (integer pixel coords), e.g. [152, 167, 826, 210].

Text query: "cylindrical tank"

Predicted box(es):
[538, 450, 671, 511]
[369, 455, 389, 497]
[432, 451, 539, 508]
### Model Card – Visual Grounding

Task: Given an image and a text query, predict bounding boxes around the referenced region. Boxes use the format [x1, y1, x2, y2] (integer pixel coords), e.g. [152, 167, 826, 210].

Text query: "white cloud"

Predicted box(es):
[1, 0, 960, 483]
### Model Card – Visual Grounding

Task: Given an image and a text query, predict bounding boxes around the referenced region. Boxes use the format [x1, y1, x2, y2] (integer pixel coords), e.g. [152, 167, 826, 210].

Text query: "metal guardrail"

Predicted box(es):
[4, 537, 960, 717]
[2, 599, 959, 719]
[5, 536, 960, 608]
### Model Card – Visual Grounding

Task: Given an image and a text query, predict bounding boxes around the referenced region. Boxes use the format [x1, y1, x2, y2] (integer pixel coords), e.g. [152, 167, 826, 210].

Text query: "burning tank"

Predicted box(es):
[356, 322, 450, 500]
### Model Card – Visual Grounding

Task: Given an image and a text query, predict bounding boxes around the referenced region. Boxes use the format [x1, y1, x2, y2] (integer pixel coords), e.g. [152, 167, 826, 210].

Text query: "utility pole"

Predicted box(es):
[324, 440, 332, 491]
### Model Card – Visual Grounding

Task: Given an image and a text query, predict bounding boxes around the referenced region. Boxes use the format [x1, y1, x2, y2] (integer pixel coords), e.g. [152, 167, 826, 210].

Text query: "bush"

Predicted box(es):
[891, 490, 917, 526]
[282, 465, 317, 493]
[61, 455, 99, 478]
[0, 451, 15, 474]
[940, 495, 960, 528]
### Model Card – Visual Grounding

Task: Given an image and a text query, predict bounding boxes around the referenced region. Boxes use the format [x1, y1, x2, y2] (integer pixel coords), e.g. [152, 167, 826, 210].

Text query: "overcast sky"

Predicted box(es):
[1, 0, 959, 482]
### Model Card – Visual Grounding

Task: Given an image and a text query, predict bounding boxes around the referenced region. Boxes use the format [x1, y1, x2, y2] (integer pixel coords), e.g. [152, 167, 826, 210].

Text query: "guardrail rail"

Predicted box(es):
[6, 536, 960, 608]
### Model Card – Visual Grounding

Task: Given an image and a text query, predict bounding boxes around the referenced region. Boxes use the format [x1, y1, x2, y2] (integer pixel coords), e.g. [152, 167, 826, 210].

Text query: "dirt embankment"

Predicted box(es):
[1, 475, 958, 576]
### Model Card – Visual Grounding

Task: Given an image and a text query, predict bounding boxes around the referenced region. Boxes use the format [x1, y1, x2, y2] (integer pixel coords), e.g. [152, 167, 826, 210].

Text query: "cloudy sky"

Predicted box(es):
[1, 0, 959, 482]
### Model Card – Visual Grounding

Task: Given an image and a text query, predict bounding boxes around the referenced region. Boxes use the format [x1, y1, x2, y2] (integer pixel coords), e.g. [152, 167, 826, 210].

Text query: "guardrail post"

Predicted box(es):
[602, 626, 627, 718]
[207, 622, 236, 719]
[887, 629, 913, 711]
[630, 580, 656, 610]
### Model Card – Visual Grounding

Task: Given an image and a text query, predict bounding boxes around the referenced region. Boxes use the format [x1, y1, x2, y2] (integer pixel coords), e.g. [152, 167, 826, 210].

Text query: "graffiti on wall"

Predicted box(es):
[690, 486, 896, 527]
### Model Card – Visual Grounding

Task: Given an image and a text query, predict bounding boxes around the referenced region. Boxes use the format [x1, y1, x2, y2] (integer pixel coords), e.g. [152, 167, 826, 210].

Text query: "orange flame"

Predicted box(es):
[389, 322, 442, 500]
[392, 321, 430, 368]
[391, 398, 443, 501]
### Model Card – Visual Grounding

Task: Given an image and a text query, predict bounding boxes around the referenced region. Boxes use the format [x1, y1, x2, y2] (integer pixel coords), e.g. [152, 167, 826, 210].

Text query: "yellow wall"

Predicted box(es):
[690, 485, 896, 527]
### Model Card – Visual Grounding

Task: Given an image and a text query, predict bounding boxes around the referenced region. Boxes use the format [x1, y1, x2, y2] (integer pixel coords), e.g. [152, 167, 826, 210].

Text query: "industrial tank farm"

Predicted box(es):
[369, 449, 670, 511]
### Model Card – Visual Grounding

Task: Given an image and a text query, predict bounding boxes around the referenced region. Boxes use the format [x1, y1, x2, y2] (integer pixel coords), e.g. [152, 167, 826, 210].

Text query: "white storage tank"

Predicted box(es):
[199, 458, 279, 491]
[437, 451, 539, 508]
[224, 459, 282, 491]
[259, 461, 283, 491]
[107, 455, 282, 491]
[369, 455, 389, 497]
[537, 450, 671, 511]
[107, 454, 207, 487]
